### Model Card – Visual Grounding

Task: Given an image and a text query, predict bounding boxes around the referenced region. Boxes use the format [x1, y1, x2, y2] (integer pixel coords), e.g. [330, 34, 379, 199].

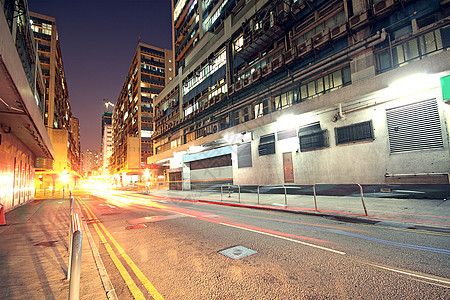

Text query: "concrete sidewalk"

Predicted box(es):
[0, 197, 107, 300]
[144, 188, 450, 231]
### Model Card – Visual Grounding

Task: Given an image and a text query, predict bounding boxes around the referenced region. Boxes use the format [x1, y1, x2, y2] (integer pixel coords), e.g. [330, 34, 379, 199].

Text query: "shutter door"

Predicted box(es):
[386, 99, 443, 153]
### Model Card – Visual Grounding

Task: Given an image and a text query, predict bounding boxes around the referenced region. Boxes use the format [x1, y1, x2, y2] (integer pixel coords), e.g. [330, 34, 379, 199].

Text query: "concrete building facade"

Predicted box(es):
[150, 0, 450, 189]
[110, 42, 174, 175]
[30, 12, 80, 188]
[1, 0, 54, 209]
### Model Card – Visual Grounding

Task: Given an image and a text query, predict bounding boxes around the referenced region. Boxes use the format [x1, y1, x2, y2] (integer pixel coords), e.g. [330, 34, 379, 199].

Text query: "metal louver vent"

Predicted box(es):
[386, 99, 443, 153]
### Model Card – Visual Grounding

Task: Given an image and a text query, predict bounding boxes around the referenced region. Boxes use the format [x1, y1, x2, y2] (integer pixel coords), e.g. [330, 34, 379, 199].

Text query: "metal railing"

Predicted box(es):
[256, 185, 288, 207]
[68, 192, 82, 300]
[313, 183, 368, 216]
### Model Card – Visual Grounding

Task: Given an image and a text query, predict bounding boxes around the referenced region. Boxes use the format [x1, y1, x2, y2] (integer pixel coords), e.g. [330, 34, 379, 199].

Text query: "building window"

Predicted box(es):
[335, 121, 374, 145]
[376, 27, 446, 73]
[386, 99, 443, 153]
[258, 133, 276, 156]
[299, 67, 351, 101]
[298, 123, 328, 151]
[237, 143, 252, 168]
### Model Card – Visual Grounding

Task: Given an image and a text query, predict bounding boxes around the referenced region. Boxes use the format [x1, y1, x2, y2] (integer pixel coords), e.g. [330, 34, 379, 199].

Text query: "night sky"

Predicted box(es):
[27, 0, 173, 152]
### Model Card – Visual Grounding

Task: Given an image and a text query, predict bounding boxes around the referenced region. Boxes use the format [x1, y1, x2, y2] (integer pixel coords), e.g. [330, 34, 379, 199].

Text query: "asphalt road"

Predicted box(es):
[75, 189, 450, 299]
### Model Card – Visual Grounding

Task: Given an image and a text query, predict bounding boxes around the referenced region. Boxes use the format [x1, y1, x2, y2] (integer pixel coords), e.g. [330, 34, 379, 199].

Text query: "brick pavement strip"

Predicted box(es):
[0, 198, 107, 299]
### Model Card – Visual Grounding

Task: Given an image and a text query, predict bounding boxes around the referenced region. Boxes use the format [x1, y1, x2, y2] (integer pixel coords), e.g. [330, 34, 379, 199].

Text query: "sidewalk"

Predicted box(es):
[0, 197, 107, 300]
[145, 188, 450, 231]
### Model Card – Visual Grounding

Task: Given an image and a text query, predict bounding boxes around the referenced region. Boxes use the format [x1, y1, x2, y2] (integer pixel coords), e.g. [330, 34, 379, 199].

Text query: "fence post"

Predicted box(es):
[257, 186, 260, 205]
[68, 230, 82, 300]
[238, 185, 241, 203]
[357, 184, 368, 216]
[313, 184, 318, 211]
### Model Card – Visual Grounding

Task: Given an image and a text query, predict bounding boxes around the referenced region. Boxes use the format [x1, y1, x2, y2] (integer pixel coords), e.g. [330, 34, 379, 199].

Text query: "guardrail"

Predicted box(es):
[68, 192, 82, 300]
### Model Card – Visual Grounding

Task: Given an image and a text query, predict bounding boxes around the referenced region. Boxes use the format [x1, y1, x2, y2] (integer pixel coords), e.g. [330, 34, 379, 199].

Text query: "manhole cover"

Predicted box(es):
[219, 245, 257, 259]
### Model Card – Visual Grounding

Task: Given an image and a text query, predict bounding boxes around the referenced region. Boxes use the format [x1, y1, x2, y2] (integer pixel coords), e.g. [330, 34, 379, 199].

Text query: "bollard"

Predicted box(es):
[68, 230, 82, 300]
[228, 183, 231, 198]
[0, 204, 6, 226]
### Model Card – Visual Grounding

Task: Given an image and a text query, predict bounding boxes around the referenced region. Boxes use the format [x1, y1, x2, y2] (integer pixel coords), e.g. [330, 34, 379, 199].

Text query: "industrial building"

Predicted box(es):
[110, 42, 174, 179]
[0, 0, 54, 209]
[30, 12, 81, 190]
[101, 111, 113, 175]
[149, 0, 450, 189]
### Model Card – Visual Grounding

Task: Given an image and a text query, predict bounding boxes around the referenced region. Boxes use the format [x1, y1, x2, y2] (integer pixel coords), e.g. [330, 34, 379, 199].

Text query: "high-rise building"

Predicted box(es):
[101, 111, 113, 174]
[1, 0, 54, 209]
[30, 12, 80, 186]
[110, 42, 173, 175]
[151, 0, 450, 189]
[82, 149, 102, 176]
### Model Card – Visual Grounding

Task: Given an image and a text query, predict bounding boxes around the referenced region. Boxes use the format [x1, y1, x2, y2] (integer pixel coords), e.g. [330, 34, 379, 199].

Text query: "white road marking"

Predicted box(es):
[219, 222, 346, 255]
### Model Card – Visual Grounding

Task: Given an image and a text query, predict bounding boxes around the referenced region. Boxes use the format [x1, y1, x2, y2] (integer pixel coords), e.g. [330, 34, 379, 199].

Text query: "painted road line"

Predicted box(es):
[367, 262, 450, 288]
[80, 199, 164, 300]
[219, 222, 346, 255]
[79, 199, 145, 300]
[78, 199, 118, 300]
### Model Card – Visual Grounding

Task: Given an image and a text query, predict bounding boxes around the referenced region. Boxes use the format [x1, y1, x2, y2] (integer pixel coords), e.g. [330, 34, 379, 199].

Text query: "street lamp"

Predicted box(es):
[61, 169, 69, 199]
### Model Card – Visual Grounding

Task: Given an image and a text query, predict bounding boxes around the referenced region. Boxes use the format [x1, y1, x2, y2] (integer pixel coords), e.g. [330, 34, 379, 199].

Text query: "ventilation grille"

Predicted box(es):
[386, 99, 443, 153]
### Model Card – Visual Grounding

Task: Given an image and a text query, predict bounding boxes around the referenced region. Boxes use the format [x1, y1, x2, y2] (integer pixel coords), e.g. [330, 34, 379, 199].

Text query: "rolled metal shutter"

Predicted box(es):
[386, 99, 443, 153]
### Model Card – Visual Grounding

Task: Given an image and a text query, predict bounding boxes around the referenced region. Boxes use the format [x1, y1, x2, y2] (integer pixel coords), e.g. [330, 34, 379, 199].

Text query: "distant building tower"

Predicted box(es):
[110, 42, 173, 174]
[30, 12, 80, 183]
[101, 112, 113, 174]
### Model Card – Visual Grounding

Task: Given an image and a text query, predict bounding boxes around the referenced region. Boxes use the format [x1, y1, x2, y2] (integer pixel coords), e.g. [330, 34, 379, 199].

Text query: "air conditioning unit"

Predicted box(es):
[284, 46, 297, 64]
[235, 79, 243, 91]
[312, 27, 330, 50]
[277, 2, 290, 23]
[252, 68, 261, 81]
[261, 62, 272, 77]
[272, 55, 284, 71]
[331, 22, 347, 40]
[373, 0, 395, 16]
[291, 0, 306, 14]
[297, 38, 313, 58]
[349, 11, 369, 30]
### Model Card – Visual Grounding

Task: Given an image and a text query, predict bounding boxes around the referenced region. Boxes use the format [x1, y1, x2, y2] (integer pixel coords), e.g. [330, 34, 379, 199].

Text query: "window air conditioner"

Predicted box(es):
[312, 27, 330, 50]
[373, 0, 395, 16]
[331, 22, 347, 40]
[297, 38, 313, 58]
[261, 62, 272, 77]
[349, 11, 369, 30]
[284, 46, 297, 64]
[272, 55, 284, 71]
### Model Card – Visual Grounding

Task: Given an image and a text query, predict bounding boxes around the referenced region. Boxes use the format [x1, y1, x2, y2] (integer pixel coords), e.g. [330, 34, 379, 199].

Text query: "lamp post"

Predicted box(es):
[61, 169, 69, 199]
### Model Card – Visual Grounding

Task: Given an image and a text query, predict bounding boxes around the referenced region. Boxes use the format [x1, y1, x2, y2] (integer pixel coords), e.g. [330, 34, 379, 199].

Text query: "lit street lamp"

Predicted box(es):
[61, 169, 69, 199]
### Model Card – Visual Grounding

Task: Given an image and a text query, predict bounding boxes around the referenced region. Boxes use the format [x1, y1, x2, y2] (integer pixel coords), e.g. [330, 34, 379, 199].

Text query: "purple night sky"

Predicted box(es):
[28, 0, 172, 152]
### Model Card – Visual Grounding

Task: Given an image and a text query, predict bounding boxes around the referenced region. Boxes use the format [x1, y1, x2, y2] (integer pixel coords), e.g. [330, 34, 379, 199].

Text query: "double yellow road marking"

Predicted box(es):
[78, 198, 163, 300]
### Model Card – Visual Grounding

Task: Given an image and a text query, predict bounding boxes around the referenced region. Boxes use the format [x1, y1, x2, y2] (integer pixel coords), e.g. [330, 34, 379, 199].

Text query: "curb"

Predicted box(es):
[141, 193, 450, 233]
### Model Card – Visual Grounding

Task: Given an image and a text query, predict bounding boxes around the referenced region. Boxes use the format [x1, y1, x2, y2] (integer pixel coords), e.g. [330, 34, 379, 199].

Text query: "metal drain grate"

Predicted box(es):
[219, 245, 257, 259]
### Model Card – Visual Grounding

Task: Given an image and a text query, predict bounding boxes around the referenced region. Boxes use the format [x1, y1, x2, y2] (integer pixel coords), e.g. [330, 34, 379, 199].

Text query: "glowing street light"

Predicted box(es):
[61, 169, 69, 199]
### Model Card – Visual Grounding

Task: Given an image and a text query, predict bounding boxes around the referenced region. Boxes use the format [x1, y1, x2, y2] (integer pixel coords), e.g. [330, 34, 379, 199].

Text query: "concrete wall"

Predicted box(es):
[232, 86, 449, 185]
[0, 127, 35, 210]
